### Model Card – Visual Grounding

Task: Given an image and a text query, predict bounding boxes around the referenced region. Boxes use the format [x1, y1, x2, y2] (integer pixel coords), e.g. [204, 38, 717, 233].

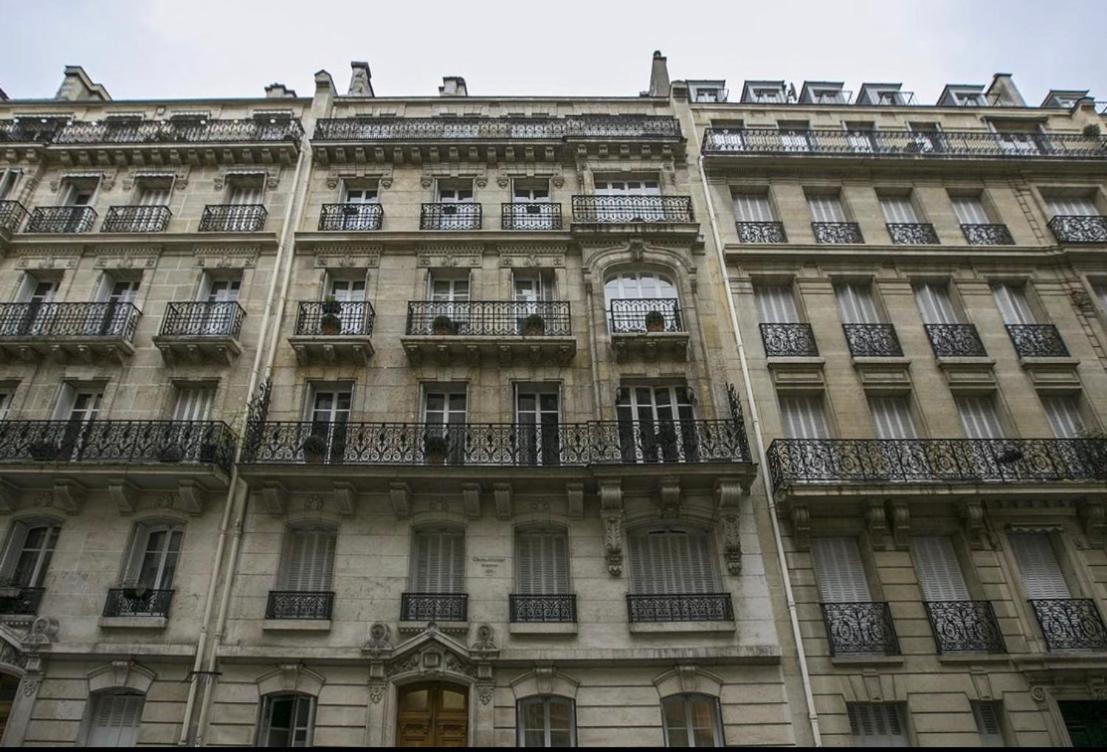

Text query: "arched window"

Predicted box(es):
[604, 271, 680, 333]
[259, 693, 315, 747]
[517, 695, 576, 747]
[660, 693, 722, 747]
[85, 690, 145, 747]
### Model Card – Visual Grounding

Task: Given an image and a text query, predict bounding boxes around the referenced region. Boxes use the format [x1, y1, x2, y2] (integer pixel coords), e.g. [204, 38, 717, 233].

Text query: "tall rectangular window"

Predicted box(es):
[847, 702, 909, 747]
[0, 168, 23, 200]
[122, 524, 183, 591]
[879, 195, 920, 224]
[1046, 196, 1098, 217]
[1008, 533, 1071, 599]
[754, 283, 800, 323]
[912, 536, 971, 602]
[913, 282, 960, 324]
[518, 696, 576, 747]
[279, 528, 336, 593]
[991, 283, 1036, 325]
[172, 385, 215, 422]
[951, 195, 990, 225]
[0, 521, 60, 588]
[661, 694, 722, 747]
[955, 395, 1005, 439]
[834, 282, 881, 324]
[1040, 393, 1086, 438]
[411, 529, 466, 594]
[515, 529, 570, 595]
[807, 193, 846, 222]
[0, 388, 11, 421]
[811, 537, 871, 603]
[733, 192, 775, 222]
[868, 395, 918, 439]
[259, 694, 315, 747]
[629, 529, 718, 595]
[86, 691, 145, 747]
[779, 394, 830, 439]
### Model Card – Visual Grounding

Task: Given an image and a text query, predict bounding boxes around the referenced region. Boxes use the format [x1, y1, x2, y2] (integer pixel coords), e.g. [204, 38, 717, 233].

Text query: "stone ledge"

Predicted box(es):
[629, 620, 736, 635]
[262, 618, 332, 632]
[398, 620, 468, 635]
[830, 654, 904, 667]
[508, 622, 578, 636]
[937, 652, 1013, 666]
[98, 616, 168, 630]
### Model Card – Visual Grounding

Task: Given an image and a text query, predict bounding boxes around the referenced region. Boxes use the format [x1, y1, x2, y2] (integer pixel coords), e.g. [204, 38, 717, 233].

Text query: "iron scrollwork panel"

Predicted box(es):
[924, 600, 1006, 653]
[821, 602, 900, 656]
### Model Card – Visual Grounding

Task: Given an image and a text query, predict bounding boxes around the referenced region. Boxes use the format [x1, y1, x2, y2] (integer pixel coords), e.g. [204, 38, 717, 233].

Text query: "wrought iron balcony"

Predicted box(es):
[103, 588, 174, 618]
[502, 202, 563, 230]
[812, 221, 863, 244]
[924, 600, 1006, 654]
[0, 586, 45, 616]
[1030, 598, 1107, 651]
[924, 323, 987, 357]
[0, 420, 237, 472]
[24, 205, 97, 233]
[1005, 324, 1069, 358]
[843, 323, 903, 357]
[1048, 215, 1107, 244]
[0, 200, 28, 232]
[313, 115, 681, 142]
[736, 221, 787, 243]
[199, 204, 267, 232]
[0, 301, 139, 341]
[821, 602, 900, 656]
[295, 301, 375, 336]
[0, 118, 63, 144]
[52, 117, 304, 146]
[766, 438, 1107, 492]
[608, 298, 683, 334]
[961, 223, 1014, 245]
[626, 593, 734, 622]
[318, 202, 383, 231]
[702, 127, 1107, 160]
[401, 592, 467, 622]
[159, 301, 245, 339]
[509, 594, 577, 623]
[420, 202, 481, 230]
[406, 301, 570, 337]
[887, 222, 939, 244]
[760, 323, 819, 357]
[102, 205, 171, 233]
[572, 195, 694, 224]
[266, 591, 335, 620]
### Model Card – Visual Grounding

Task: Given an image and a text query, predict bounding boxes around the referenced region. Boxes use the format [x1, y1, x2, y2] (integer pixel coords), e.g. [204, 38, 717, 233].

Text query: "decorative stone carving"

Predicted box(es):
[14, 247, 82, 271]
[311, 243, 381, 269]
[121, 168, 189, 192]
[23, 617, 58, 650]
[602, 514, 623, 576]
[497, 243, 568, 269]
[565, 482, 584, 520]
[90, 245, 161, 270]
[658, 477, 681, 518]
[1069, 287, 1098, 316]
[213, 167, 279, 191]
[478, 684, 494, 705]
[960, 498, 987, 548]
[866, 499, 888, 546]
[416, 243, 484, 269]
[890, 500, 910, 548]
[720, 514, 742, 575]
[471, 624, 497, 653]
[325, 167, 393, 190]
[51, 169, 116, 192]
[194, 244, 260, 269]
[363, 623, 393, 658]
[368, 683, 387, 704]
[789, 502, 810, 549]
[390, 482, 411, 519]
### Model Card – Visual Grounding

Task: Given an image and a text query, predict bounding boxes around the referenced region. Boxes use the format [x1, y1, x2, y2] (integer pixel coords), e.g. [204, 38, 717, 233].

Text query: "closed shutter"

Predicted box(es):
[629, 530, 717, 595]
[1046, 196, 1098, 217]
[955, 395, 1004, 439]
[733, 193, 774, 222]
[228, 183, 263, 205]
[991, 284, 1036, 324]
[516, 530, 569, 594]
[137, 186, 170, 206]
[879, 196, 919, 224]
[834, 283, 881, 323]
[1040, 394, 1085, 438]
[280, 528, 336, 591]
[869, 395, 918, 439]
[412, 529, 465, 593]
[912, 536, 971, 601]
[952, 196, 990, 225]
[172, 386, 215, 422]
[754, 284, 799, 323]
[807, 194, 846, 222]
[1008, 533, 1071, 599]
[779, 394, 830, 439]
[847, 703, 909, 747]
[87, 692, 144, 747]
[972, 701, 1005, 747]
[913, 283, 960, 324]
[811, 537, 871, 603]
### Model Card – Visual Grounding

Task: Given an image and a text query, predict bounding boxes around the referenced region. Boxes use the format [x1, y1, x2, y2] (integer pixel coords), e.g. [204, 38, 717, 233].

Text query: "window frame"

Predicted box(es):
[516, 695, 577, 747]
[257, 692, 316, 748]
[660, 693, 723, 748]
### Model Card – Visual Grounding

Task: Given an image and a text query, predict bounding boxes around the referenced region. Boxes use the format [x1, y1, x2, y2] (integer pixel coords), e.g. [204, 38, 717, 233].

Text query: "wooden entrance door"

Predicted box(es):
[396, 681, 468, 747]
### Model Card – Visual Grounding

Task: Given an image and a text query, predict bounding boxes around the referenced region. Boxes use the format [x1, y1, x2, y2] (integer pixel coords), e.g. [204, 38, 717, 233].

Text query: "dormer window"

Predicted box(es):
[753, 87, 783, 103]
[689, 82, 727, 103]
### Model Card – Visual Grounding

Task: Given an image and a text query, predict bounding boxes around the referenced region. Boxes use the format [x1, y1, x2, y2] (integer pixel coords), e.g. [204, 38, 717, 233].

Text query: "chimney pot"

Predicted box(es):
[265, 83, 297, 98]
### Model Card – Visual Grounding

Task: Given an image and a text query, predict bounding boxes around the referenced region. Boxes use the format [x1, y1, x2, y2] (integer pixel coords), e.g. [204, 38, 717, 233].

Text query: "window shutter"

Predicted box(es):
[281, 529, 335, 591]
[173, 387, 215, 422]
[807, 195, 846, 222]
[834, 283, 880, 324]
[991, 284, 1036, 325]
[1040, 394, 1085, 439]
[913, 283, 959, 324]
[879, 197, 919, 224]
[0, 521, 29, 584]
[413, 530, 464, 593]
[733, 193, 774, 222]
[122, 523, 151, 585]
[955, 395, 1004, 439]
[779, 394, 830, 439]
[1008, 533, 1071, 599]
[516, 530, 569, 594]
[137, 187, 170, 206]
[811, 538, 871, 602]
[630, 530, 717, 595]
[754, 284, 799, 323]
[912, 536, 970, 601]
[869, 396, 918, 439]
[229, 183, 263, 205]
[951, 196, 990, 225]
[848, 703, 908, 747]
[972, 701, 1004, 747]
[87, 692, 144, 747]
[1046, 196, 1098, 217]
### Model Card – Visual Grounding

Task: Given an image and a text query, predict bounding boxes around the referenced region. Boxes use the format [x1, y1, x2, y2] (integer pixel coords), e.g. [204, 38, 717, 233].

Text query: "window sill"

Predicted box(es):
[830, 654, 904, 667]
[98, 616, 168, 629]
[398, 620, 468, 635]
[509, 622, 578, 636]
[262, 618, 332, 632]
[937, 652, 1011, 665]
[629, 620, 735, 635]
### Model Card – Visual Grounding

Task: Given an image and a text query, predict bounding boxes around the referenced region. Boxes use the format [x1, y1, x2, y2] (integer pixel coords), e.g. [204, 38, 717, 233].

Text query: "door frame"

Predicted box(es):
[384, 678, 475, 748]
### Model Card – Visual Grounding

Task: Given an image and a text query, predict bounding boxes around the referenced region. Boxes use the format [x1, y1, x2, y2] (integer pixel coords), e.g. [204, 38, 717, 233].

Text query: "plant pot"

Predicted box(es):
[321, 313, 342, 336]
[644, 311, 666, 333]
[424, 436, 450, 465]
[523, 315, 546, 337]
[158, 445, 184, 463]
[996, 447, 1024, 465]
[27, 441, 59, 461]
[431, 315, 455, 336]
[1083, 124, 1101, 138]
[198, 442, 218, 463]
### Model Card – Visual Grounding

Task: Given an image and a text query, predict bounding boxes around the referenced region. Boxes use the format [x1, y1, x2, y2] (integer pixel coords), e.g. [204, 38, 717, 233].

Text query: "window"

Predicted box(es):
[325, 276, 369, 333]
[807, 193, 847, 223]
[122, 523, 182, 591]
[754, 283, 800, 324]
[1040, 394, 1086, 438]
[516, 528, 570, 596]
[0, 388, 12, 421]
[868, 395, 918, 439]
[972, 701, 1005, 747]
[1045, 195, 1099, 217]
[629, 529, 719, 596]
[732, 191, 776, 222]
[913, 282, 961, 324]
[951, 195, 991, 225]
[305, 385, 352, 463]
[516, 387, 560, 466]
[661, 694, 722, 747]
[227, 178, 264, 206]
[1093, 280, 1107, 314]
[845, 122, 878, 152]
[779, 394, 830, 439]
[279, 527, 336, 593]
[518, 696, 576, 747]
[88, 274, 140, 336]
[172, 385, 215, 422]
[907, 122, 944, 153]
[912, 536, 971, 602]
[0, 521, 60, 588]
[752, 87, 783, 103]
[955, 395, 1005, 439]
[879, 195, 920, 224]
[615, 385, 695, 462]
[342, 181, 378, 204]
[135, 179, 171, 208]
[604, 271, 679, 333]
[86, 691, 145, 747]
[513, 178, 550, 203]
[0, 168, 22, 201]
[52, 385, 103, 460]
[1008, 532, 1071, 599]
[812, 537, 872, 603]
[259, 693, 315, 747]
[60, 177, 98, 207]
[847, 702, 909, 747]
[423, 385, 467, 464]
[812, 88, 845, 104]
[991, 283, 1037, 325]
[834, 282, 881, 324]
[411, 528, 465, 594]
[952, 91, 985, 106]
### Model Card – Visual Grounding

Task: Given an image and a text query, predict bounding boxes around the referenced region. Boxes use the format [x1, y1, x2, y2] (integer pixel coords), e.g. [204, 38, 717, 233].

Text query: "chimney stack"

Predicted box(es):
[348, 61, 374, 97]
[55, 65, 111, 102]
[647, 51, 670, 97]
[265, 83, 297, 99]
[439, 76, 468, 97]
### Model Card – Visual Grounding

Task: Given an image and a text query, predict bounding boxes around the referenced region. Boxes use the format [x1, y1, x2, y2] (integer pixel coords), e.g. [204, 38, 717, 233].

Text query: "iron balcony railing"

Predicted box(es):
[961, 223, 1014, 245]
[199, 204, 267, 232]
[608, 298, 683, 334]
[0, 200, 28, 232]
[295, 301, 375, 337]
[501, 202, 563, 230]
[509, 594, 577, 623]
[736, 221, 787, 243]
[821, 602, 900, 656]
[0, 587, 45, 616]
[24, 205, 97, 233]
[52, 117, 304, 146]
[760, 323, 819, 357]
[924, 323, 987, 357]
[0, 301, 140, 341]
[924, 600, 1006, 654]
[767, 438, 1107, 492]
[401, 592, 467, 622]
[702, 127, 1107, 159]
[1048, 215, 1107, 244]
[572, 195, 694, 224]
[0, 420, 237, 473]
[812, 221, 863, 244]
[318, 202, 383, 231]
[406, 300, 571, 337]
[313, 115, 682, 142]
[0, 119, 63, 144]
[160, 301, 245, 339]
[420, 203, 481, 230]
[1005, 324, 1069, 358]
[243, 418, 750, 467]
[103, 588, 174, 618]
[102, 205, 171, 233]
[266, 591, 335, 620]
[887, 222, 940, 244]
[843, 323, 903, 357]
[1029, 598, 1107, 651]
[626, 593, 734, 622]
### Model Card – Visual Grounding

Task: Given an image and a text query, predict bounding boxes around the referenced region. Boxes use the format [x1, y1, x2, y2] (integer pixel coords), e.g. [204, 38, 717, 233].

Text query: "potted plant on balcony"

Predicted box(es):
[121, 579, 149, 601]
[431, 315, 455, 336]
[644, 310, 667, 333]
[1083, 124, 1101, 138]
[320, 296, 343, 335]
[158, 445, 184, 463]
[26, 439, 60, 461]
[655, 421, 681, 462]
[996, 444, 1025, 465]
[424, 434, 450, 465]
[301, 433, 329, 464]
[523, 313, 546, 337]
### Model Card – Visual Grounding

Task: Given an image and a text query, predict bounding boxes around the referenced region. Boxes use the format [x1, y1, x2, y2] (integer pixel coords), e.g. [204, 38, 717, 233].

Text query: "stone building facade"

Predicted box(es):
[0, 55, 1103, 746]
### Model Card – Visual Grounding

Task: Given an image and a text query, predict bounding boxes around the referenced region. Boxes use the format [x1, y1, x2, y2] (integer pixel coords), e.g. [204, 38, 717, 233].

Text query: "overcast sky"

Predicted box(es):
[2, 0, 1104, 105]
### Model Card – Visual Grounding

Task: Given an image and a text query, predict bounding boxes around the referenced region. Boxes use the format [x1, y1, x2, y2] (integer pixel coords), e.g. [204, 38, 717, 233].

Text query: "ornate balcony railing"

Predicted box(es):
[924, 323, 987, 357]
[572, 195, 694, 224]
[160, 301, 245, 339]
[767, 438, 1107, 492]
[501, 202, 562, 230]
[406, 300, 571, 337]
[702, 127, 1107, 159]
[314, 115, 681, 142]
[736, 221, 787, 243]
[1005, 324, 1069, 358]
[961, 223, 1014, 245]
[0, 200, 28, 232]
[821, 602, 900, 656]
[760, 323, 819, 357]
[626, 593, 734, 622]
[0, 301, 139, 341]
[420, 202, 481, 230]
[509, 594, 577, 623]
[1048, 215, 1107, 244]
[0, 119, 63, 144]
[24, 205, 97, 233]
[1030, 599, 1107, 651]
[243, 418, 750, 467]
[295, 301, 375, 337]
[52, 117, 304, 145]
[266, 591, 335, 620]
[843, 323, 903, 357]
[887, 222, 940, 244]
[318, 202, 383, 231]
[608, 298, 683, 334]
[199, 204, 267, 232]
[812, 221, 863, 244]
[401, 593, 468, 622]
[0, 587, 45, 616]
[102, 205, 171, 233]
[0, 419, 237, 472]
[103, 588, 174, 618]
[924, 600, 1006, 654]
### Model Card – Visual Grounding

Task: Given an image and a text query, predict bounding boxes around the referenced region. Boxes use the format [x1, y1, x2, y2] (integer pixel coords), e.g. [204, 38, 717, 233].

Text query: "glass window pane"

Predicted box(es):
[663, 698, 690, 747]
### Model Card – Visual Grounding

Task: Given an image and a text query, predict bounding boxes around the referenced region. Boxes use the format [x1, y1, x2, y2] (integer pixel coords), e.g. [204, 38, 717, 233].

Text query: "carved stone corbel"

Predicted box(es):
[109, 480, 139, 514]
[890, 500, 911, 549]
[390, 482, 411, 519]
[1078, 499, 1106, 545]
[720, 513, 742, 575]
[960, 498, 986, 548]
[333, 482, 357, 516]
[565, 482, 584, 520]
[462, 483, 481, 519]
[260, 482, 286, 516]
[602, 514, 623, 576]
[52, 480, 85, 514]
[493, 483, 512, 520]
[175, 480, 204, 515]
[866, 499, 889, 547]
[362, 623, 393, 658]
[789, 502, 810, 549]
[0, 480, 16, 513]
[658, 477, 681, 518]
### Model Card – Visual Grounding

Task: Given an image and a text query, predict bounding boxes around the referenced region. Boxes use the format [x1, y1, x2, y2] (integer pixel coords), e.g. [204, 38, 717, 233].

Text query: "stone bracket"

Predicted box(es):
[333, 482, 357, 516]
[1078, 499, 1106, 545]
[52, 480, 85, 514]
[462, 483, 481, 519]
[866, 499, 889, 548]
[889, 500, 910, 549]
[260, 482, 287, 516]
[720, 513, 742, 575]
[493, 483, 512, 520]
[960, 498, 987, 549]
[175, 480, 204, 515]
[109, 479, 140, 514]
[657, 477, 681, 518]
[389, 482, 411, 519]
[789, 502, 810, 550]
[599, 479, 623, 576]
[565, 482, 584, 520]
